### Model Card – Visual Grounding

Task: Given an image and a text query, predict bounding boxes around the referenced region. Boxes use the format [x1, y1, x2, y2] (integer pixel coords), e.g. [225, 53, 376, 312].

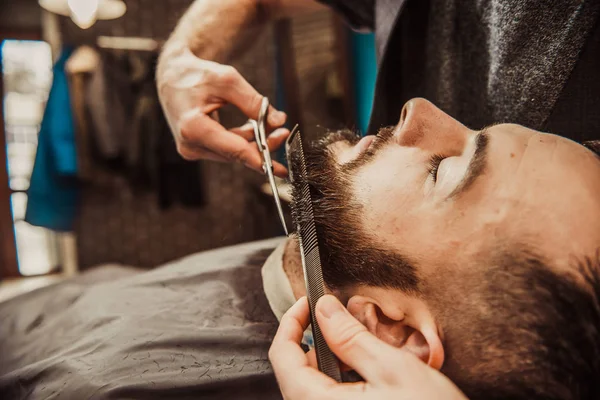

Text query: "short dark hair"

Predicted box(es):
[289, 130, 600, 400]
[439, 251, 600, 400]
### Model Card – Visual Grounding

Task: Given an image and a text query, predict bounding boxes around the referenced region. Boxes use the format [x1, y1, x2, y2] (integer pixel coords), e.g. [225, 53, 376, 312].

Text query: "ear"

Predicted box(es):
[346, 295, 445, 370]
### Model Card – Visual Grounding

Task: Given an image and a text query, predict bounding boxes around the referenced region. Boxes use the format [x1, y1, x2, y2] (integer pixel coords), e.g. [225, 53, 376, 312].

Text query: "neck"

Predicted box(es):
[282, 237, 307, 300]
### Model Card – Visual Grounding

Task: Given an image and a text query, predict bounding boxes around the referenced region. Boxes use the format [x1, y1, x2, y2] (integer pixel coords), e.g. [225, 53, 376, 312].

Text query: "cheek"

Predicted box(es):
[353, 162, 433, 251]
[354, 153, 421, 221]
[351, 148, 487, 261]
[355, 174, 490, 264]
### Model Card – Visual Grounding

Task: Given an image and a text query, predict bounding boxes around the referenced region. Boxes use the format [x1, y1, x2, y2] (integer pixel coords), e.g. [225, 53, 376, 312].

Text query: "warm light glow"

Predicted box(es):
[39, 0, 127, 30]
[67, 0, 99, 29]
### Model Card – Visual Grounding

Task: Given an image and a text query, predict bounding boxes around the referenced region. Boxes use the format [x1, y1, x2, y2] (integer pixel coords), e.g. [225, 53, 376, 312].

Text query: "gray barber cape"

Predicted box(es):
[0, 238, 285, 400]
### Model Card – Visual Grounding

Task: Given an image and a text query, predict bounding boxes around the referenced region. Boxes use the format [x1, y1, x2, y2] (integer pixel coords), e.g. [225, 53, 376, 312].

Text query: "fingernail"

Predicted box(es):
[269, 111, 286, 126]
[270, 128, 289, 138]
[318, 296, 345, 319]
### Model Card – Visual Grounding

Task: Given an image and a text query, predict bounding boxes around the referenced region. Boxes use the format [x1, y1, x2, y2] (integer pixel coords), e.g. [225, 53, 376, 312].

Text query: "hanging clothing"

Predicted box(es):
[25, 47, 79, 232]
[80, 50, 205, 209]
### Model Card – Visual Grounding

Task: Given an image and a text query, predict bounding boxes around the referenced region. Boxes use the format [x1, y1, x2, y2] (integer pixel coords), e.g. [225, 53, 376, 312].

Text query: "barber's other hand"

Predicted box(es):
[156, 43, 289, 177]
[269, 296, 468, 400]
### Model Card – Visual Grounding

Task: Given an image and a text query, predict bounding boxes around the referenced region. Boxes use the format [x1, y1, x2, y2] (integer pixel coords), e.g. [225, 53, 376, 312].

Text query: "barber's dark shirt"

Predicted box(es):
[320, 0, 600, 142]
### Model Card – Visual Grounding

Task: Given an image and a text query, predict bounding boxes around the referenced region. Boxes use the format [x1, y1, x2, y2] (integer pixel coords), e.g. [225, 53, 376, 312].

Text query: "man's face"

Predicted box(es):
[286, 98, 600, 398]
[329, 98, 600, 278]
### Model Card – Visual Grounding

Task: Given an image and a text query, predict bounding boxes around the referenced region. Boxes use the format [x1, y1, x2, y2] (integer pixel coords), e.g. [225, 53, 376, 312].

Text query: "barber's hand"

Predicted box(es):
[269, 296, 468, 400]
[156, 43, 290, 177]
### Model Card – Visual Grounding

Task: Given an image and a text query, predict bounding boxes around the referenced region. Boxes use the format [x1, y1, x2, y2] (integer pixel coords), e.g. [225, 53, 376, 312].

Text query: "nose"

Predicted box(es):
[394, 98, 471, 155]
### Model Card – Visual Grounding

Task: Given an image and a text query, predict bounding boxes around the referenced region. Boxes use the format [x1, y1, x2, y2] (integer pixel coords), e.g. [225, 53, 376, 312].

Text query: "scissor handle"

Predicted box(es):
[257, 98, 271, 155]
[257, 96, 270, 143]
[252, 97, 289, 236]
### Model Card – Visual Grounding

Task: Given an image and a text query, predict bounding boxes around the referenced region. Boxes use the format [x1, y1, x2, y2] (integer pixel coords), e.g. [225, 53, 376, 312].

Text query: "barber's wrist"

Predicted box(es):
[162, 33, 213, 61]
[157, 39, 188, 83]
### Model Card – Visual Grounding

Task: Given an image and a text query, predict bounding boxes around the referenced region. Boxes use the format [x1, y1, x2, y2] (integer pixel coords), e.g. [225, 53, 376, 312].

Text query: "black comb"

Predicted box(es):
[287, 128, 342, 382]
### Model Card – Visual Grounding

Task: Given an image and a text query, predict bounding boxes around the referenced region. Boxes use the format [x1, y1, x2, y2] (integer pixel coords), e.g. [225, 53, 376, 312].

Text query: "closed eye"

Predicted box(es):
[427, 154, 445, 183]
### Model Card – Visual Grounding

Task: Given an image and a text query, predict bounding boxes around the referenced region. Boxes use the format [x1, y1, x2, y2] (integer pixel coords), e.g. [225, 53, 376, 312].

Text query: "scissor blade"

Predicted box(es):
[266, 170, 289, 236]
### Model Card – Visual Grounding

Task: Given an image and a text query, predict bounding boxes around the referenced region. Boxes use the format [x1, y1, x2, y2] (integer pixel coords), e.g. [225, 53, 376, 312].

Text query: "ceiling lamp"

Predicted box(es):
[39, 0, 126, 30]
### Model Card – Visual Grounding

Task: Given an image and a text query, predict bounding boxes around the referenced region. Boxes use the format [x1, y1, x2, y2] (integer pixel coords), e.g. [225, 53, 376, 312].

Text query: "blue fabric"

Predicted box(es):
[25, 47, 79, 232]
[349, 31, 377, 135]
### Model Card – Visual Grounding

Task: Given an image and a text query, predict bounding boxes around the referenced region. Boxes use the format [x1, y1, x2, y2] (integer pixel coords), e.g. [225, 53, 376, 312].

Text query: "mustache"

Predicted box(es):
[315, 126, 395, 152]
[341, 126, 395, 172]
[291, 126, 398, 177]
[370, 126, 395, 150]
[316, 129, 362, 149]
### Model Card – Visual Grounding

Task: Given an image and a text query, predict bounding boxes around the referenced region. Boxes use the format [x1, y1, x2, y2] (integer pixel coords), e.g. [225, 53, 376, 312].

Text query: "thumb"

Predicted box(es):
[315, 295, 401, 386]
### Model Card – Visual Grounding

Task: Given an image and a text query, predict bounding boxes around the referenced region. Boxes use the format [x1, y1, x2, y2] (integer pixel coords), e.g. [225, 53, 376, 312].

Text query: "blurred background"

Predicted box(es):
[0, 0, 377, 296]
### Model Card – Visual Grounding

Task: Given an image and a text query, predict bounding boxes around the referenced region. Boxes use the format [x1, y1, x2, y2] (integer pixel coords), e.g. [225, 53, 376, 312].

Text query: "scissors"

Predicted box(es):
[250, 97, 291, 236]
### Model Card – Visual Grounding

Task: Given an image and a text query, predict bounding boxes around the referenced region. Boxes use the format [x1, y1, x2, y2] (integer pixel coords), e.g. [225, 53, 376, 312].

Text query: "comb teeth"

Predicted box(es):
[289, 131, 342, 382]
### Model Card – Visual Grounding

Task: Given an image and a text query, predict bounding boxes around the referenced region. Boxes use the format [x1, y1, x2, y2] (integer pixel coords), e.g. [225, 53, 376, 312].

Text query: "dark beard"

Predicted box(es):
[288, 127, 420, 293]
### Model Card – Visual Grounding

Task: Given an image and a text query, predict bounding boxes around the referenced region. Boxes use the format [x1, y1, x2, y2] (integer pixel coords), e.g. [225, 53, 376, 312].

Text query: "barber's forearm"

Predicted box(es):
[165, 0, 259, 63]
[162, 0, 324, 63]
[156, 0, 321, 172]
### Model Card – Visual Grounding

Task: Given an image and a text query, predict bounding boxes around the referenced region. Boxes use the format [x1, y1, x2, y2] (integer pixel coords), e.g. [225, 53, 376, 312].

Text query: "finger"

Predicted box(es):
[272, 161, 288, 178]
[304, 348, 356, 374]
[315, 295, 401, 385]
[269, 298, 336, 398]
[209, 110, 220, 123]
[265, 105, 287, 131]
[186, 138, 284, 178]
[229, 121, 255, 142]
[306, 348, 318, 369]
[195, 118, 288, 176]
[269, 297, 311, 369]
[266, 128, 291, 178]
[214, 66, 287, 128]
[266, 128, 291, 151]
[229, 123, 289, 149]
[251, 104, 288, 132]
[177, 143, 229, 163]
[180, 112, 265, 173]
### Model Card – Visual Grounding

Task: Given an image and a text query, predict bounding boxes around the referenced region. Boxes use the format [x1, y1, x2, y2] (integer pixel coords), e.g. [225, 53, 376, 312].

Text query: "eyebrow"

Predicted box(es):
[446, 129, 490, 199]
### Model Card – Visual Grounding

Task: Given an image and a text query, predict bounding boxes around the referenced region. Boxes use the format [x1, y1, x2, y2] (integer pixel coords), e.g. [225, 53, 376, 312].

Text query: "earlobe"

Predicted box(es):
[346, 294, 445, 370]
[421, 327, 445, 370]
[404, 329, 430, 362]
[404, 328, 445, 369]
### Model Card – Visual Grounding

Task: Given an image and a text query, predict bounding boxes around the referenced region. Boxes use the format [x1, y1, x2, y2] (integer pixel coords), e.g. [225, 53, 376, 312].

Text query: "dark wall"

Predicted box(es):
[0, 0, 343, 269]
[0, 0, 41, 32]
[60, 1, 342, 269]
[68, 0, 281, 269]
